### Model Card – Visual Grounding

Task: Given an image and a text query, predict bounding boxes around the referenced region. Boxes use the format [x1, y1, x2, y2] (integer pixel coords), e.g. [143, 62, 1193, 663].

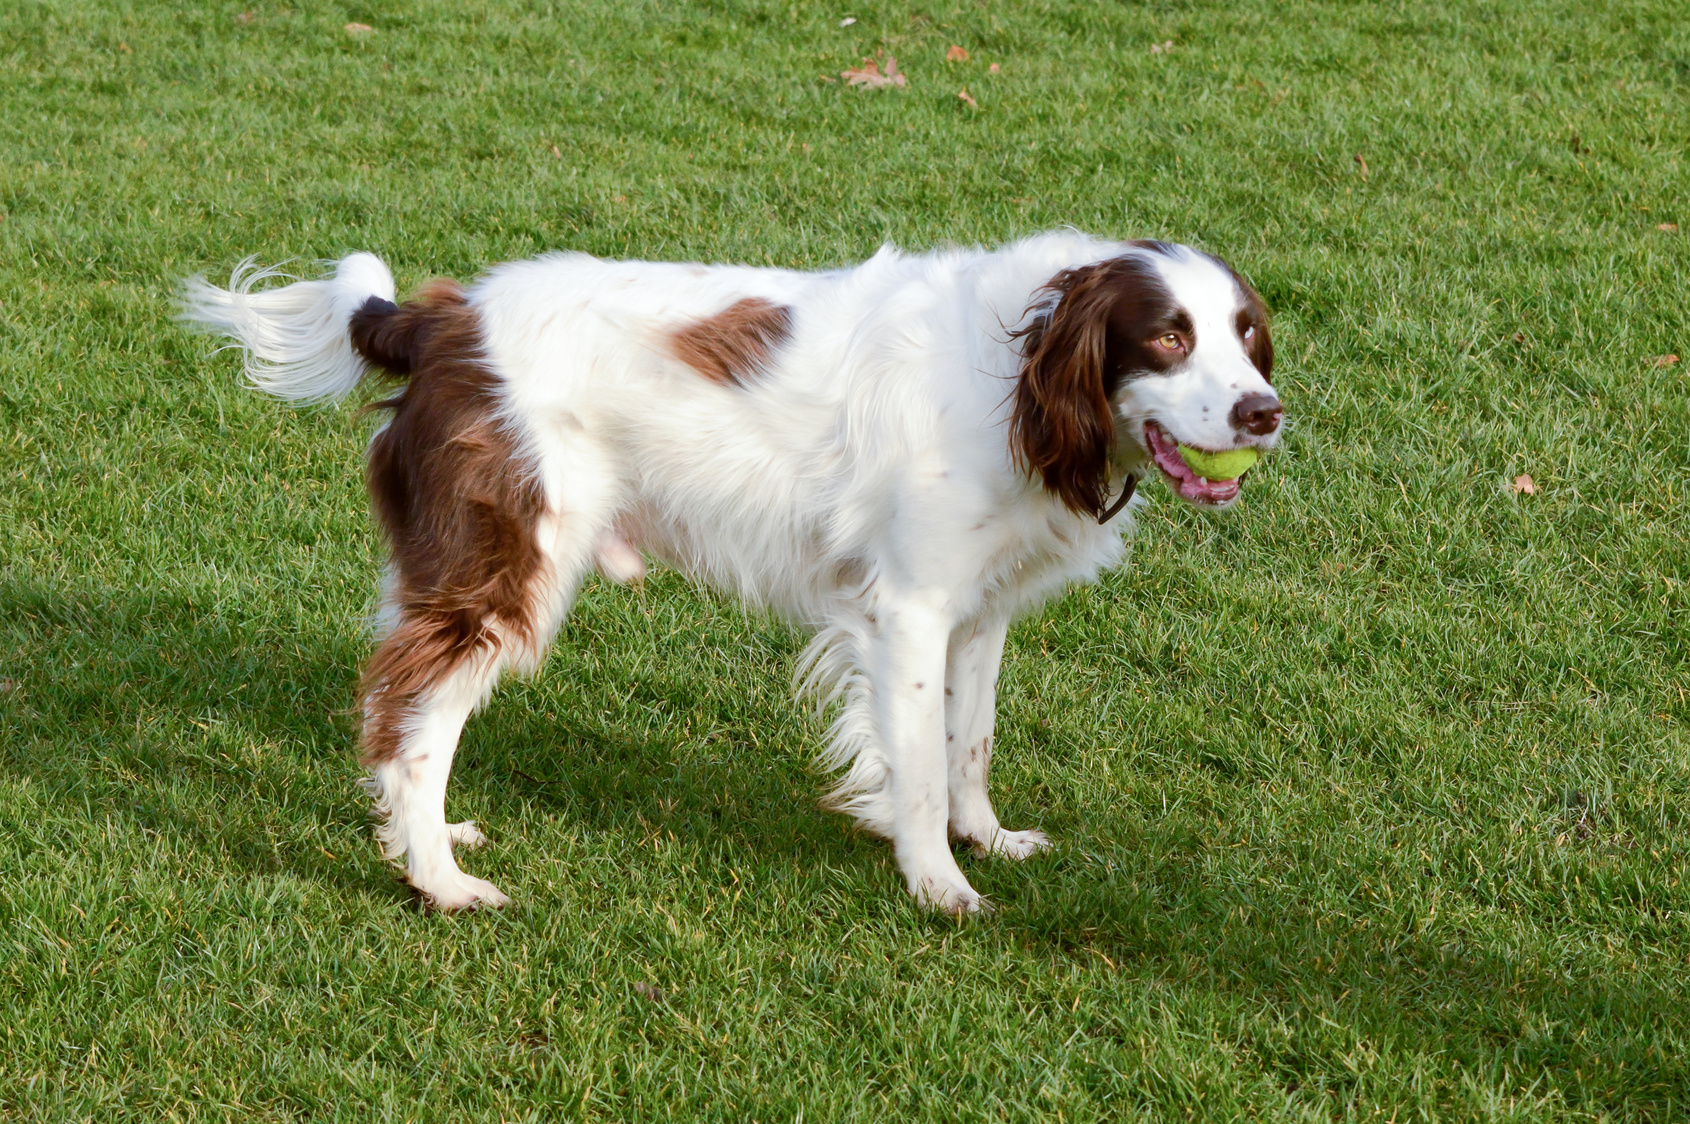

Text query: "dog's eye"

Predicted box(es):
[1243, 325, 1255, 340]
[1154, 333, 1184, 352]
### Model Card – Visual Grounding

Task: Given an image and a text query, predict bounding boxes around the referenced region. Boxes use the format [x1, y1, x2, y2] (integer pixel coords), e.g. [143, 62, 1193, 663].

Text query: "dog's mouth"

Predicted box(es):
[1143, 421, 1246, 507]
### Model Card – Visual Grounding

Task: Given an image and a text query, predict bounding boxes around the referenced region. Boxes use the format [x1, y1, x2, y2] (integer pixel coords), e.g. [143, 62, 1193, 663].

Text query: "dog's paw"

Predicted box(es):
[447, 820, 487, 850]
[972, 827, 1051, 861]
[416, 870, 510, 913]
[911, 873, 988, 916]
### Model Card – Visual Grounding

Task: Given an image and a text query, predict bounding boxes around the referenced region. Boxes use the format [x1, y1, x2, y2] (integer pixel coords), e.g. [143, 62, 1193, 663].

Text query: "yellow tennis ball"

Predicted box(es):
[1177, 445, 1259, 481]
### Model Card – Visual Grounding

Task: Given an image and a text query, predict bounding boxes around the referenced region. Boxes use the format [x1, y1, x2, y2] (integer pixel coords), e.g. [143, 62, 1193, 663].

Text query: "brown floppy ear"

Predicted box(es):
[1009, 261, 1128, 517]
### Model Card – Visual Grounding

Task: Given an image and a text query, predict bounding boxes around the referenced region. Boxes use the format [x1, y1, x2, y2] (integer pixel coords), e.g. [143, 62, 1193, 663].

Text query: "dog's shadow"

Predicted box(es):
[7, 574, 1672, 1108]
[0, 575, 402, 895]
[0, 573, 875, 905]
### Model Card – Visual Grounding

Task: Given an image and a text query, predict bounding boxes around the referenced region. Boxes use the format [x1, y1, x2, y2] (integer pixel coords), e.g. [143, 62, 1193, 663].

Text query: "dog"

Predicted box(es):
[181, 232, 1282, 913]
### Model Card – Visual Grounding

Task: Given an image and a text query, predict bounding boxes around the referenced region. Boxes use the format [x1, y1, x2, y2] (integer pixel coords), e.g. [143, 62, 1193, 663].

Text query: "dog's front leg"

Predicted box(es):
[873, 594, 984, 914]
[945, 616, 1051, 859]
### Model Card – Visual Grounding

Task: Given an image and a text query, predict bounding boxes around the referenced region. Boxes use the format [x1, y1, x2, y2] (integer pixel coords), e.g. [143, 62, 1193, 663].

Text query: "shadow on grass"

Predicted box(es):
[989, 843, 1684, 1115]
[0, 574, 868, 902]
[0, 576, 408, 894]
[6, 574, 1682, 1113]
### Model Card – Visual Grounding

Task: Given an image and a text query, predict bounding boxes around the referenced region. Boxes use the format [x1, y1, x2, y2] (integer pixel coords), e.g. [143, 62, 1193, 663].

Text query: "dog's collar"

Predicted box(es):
[1097, 473, 1137, 524]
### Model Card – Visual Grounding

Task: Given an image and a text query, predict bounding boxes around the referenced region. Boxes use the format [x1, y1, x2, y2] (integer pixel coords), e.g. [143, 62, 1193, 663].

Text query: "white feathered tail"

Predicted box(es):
[178, 253, 397, 404]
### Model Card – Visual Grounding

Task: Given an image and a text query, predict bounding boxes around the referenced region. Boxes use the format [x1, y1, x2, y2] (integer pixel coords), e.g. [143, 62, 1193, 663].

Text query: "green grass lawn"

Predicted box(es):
[3, 0, 1688, 1119]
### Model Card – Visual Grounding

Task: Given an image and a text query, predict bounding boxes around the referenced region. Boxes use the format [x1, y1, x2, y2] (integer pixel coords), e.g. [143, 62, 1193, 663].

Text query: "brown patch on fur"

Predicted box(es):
[350, 282, 545, 763]
[668, 297, 792, 386]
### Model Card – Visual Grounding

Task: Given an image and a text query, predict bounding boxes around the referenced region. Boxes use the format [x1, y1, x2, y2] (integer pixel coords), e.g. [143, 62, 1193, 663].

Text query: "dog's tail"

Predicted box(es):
[179, 252, 405, 405]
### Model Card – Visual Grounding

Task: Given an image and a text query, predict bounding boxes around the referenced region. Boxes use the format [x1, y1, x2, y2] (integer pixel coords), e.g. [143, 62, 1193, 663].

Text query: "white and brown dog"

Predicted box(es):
[183, 232, 1283, 913]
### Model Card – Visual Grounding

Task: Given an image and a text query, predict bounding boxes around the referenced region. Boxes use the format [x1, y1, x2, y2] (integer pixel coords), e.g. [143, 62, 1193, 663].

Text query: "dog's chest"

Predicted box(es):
[966, 502, 1129, 618]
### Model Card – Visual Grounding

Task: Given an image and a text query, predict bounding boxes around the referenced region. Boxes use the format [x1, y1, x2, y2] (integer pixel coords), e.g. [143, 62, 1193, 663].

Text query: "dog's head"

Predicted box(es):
[1011, 240, 1281, 515]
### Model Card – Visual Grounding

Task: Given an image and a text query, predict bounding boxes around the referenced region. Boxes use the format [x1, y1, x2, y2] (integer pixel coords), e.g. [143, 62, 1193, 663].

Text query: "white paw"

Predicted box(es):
[972, 827, 1052, 861]
[447, 820, 487, 850]
[910, 872, 988, 916]
[414, 869, 510, 912]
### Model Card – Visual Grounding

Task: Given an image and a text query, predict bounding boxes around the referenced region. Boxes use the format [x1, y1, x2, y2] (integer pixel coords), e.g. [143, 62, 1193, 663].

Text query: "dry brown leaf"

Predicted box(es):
[345, 22, 372, 33]
[235, 11, 255, 24]
[1354, 153, 1369, 178]
[1650, 354, 1680, 368]
[1149, 40, 1174, 54]
[958, 87, 978, 108]
[551, 145, 562, 159]
[1659, 223, 1680, 232]
[842, 54, 906, 88]
[947, 45, 969, 62]
[633, 981, 666, 1003]
[1513, 474, 1537, 495]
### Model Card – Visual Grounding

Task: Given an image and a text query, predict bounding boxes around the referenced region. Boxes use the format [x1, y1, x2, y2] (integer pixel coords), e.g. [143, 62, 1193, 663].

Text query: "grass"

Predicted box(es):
[2, 0, 1688, 1119]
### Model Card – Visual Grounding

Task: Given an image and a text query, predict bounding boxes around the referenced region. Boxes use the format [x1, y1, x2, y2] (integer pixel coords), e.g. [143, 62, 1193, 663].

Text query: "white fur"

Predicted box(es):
[187, 232, 1279, 912]
[179, 253, 396, 404]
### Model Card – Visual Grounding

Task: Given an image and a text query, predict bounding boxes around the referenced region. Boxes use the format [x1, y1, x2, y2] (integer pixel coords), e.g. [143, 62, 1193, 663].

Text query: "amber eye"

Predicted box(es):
[1155, 333, 1184, 352]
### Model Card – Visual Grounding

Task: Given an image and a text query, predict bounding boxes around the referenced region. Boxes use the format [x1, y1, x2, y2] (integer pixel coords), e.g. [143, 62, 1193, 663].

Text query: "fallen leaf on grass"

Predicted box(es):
[1659, 223, 1679, 232]
[1650, 354, 1680, 367]
[947, 45, 969, 62]
[958, 87, 978, 108]
[839, 16, 856, 27]
[1149, 40, 1174, 54]
[345, 22, 372, 33]
[551, 145, 561, 159]
[235, 11, 254, 23]
[633, 981, 666, 1003]
[1354, 153, 1369, 178]
[1513, 474, 1537, 495]
[989, 62, 1000, 73]
[842, 54, 906, 88]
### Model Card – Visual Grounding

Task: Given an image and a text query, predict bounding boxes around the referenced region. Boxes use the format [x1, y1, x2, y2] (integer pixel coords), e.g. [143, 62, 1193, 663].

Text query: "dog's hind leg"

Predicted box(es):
[361, 495, 608, 911]
[345, 277, 635, 908]
[365, 644, 511, 910]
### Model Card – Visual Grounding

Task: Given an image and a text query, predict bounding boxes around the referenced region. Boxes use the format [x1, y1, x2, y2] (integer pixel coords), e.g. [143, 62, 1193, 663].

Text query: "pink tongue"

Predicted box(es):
[1147, 425, 1241, 503]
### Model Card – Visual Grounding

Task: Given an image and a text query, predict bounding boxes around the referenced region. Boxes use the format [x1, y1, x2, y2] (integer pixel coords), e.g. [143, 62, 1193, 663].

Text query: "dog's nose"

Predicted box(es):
[1229, 393, 1283, 436]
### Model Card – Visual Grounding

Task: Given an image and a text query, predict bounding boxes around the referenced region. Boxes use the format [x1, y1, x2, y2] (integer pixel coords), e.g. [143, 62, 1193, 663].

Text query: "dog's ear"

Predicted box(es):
[1009, 260, 1134, 517]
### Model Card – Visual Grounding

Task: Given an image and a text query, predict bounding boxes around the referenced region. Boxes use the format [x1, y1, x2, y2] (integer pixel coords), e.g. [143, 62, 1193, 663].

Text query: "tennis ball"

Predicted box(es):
[1178, 445, 1259, 481]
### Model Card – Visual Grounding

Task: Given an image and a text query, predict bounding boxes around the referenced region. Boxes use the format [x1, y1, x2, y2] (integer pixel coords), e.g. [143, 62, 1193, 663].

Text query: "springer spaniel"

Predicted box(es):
[182, 232, 1283, 913]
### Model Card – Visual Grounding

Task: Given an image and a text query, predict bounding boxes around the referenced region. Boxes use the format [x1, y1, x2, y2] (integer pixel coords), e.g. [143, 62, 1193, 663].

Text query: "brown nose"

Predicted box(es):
[1229, 393, 1283, 436]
